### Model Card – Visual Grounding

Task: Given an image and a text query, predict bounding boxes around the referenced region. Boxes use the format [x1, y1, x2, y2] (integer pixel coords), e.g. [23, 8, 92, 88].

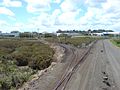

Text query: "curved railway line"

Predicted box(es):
[53, 41, 96, 90]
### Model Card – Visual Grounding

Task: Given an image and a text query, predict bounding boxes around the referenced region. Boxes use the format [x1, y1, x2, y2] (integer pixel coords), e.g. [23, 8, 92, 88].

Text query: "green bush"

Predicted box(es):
[0, 79, 11, 90]
[46, 37, 96, 47]
[112, 39, 120, 47]
[59, 37, 96, 47]
[0, 39, 54, 89]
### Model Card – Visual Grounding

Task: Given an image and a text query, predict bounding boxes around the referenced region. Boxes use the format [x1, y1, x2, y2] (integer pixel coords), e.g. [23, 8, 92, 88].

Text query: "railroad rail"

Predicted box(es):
[53, 41, 96, 90]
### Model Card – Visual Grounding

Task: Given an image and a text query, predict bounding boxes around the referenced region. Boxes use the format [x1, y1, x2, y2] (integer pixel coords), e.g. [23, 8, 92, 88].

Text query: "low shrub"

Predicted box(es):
[0, 39, 54, 89]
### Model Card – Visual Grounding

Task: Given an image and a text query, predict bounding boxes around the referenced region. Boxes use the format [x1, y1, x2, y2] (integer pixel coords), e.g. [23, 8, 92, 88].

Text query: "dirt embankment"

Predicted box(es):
[19, 43, 65, 90]
[51, 43, 65, 62]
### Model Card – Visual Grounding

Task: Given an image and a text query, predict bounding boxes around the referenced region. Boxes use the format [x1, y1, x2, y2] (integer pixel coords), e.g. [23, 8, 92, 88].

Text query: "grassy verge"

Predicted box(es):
[111, 39, 120, 47]
[0, 39, 54, 90]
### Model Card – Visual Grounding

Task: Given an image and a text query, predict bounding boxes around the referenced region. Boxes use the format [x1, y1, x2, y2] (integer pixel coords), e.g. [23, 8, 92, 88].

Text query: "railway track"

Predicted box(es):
[53, 42, 96, 90]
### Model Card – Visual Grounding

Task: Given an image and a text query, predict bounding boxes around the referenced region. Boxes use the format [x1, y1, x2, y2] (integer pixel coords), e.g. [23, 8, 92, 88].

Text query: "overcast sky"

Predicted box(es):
[0, 0, 120, 33]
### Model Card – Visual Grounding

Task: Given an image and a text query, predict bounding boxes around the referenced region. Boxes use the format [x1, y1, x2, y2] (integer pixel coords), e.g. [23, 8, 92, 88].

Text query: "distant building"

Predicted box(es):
[11, 31, 20, 33]
[56, 30, 82, 37]
[57, 32, 81, 37]
[91, 32, 120, 36]
[91, 33, 104, 36]
[103, 32, 120, 35]
[0, 31, 20, 37]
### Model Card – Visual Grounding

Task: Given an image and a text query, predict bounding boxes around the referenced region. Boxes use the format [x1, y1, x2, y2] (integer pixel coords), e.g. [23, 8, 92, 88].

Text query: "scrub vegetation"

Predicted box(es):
[0, 39, 54, 90]
[111, 39, 120, 47]
[46, 36, 97, 47]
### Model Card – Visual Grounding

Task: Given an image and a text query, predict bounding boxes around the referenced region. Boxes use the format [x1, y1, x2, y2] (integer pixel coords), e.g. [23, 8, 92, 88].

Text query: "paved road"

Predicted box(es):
[65, 40, 120, 90]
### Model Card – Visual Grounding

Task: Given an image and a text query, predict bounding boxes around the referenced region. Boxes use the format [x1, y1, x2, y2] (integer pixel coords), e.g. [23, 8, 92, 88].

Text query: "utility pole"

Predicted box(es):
[37, 28, 39, 39]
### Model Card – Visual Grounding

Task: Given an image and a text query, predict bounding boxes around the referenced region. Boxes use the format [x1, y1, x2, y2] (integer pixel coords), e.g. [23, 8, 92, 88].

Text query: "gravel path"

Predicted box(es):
[65, 40, 120, 90]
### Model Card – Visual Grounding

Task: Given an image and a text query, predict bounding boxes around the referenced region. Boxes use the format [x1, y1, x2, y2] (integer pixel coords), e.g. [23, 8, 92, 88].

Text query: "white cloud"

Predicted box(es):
[85, 0, 107, 7]
[111, 22, 120, 31]
[2, 0, 22, 7]
[31, 13, 51, 26]
[58, 10, 80, 24]
[0, 20, 8, 26]
[27, 9, 61, 28]
[25, 0, 51, 13]
[52, 9, 61, 17]
[14, 9, 61, 32]
[53, 0, 61, 4]
[102, 0, 120, 13]
[78, 7, 108, 26]
[1, 0, 120, 32]
[0, 7, 15, 16]
[59, 0, 83, 25]
[25, 0, 62, 13]
[51, 9, 61, 26]
[79, 8, 95, 25]
[74, 0, 120, 31]
[60, 0, 77, 12]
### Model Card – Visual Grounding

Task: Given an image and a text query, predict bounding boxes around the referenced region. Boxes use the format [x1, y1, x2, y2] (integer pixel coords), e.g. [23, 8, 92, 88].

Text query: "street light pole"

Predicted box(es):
[37, 28, 39, 39]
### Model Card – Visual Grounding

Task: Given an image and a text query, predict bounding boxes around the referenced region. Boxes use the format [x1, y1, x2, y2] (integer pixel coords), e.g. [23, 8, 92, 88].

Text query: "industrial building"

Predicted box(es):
[0, 31, 20, 37]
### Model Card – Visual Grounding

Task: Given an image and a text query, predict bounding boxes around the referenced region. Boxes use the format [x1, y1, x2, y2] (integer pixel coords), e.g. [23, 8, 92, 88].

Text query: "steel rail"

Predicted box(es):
[53, 41, 97, 90]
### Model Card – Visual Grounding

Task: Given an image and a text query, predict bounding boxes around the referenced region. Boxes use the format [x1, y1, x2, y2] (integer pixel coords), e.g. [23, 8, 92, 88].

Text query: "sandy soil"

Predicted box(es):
[65, 40, 120, 90]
